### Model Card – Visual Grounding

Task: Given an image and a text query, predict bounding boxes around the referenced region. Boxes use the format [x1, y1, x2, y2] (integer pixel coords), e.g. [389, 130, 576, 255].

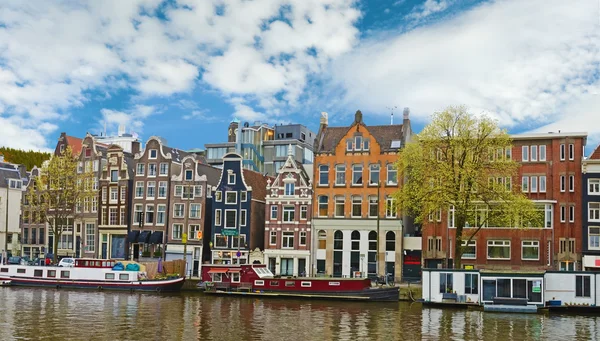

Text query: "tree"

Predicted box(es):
[395, 106, 542, 269]
[26, 146, 95, 263]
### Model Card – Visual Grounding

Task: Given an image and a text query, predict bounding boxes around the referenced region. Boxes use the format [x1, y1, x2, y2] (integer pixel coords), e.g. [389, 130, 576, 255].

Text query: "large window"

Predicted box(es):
[158, 181, 167, 198]
[522, 145, 529, 161]
[319, 165, 329, 186]
[172, 224, 182, 240]
[522, 241, 539, 260]
[282, 232, 294, 249]
[335, 164, 346, 185]
[147, 181, 155, 198]
[318, 196, 328, 217]
[385, 197, 396, 218]
[214, 234, 227, 248]
[440, 273, 453, 293]
[351, 196, 362, 217]
[145, 205, 154, 224]
[157, 205, 166, 225]
[576, 275, 591, 297]
[333, 231, 343, 277]
[589, 179, 600, 194]
[85, 223, 95, 253]
[465, 273, 478, 294]
[174, 204, 185, 218]
[136, 163, 145, 176]
[190, 204, 201, 219]
[135, 181, 144, 198]
[352, 164, 363, 185]
[369, 164, 380, 185]
[385, 231, 395, 251]
[284, 183, 295, 196]
[589, 227, 600, 249]
[318, 230, 326, 249]
[148, 163, 157, 177]
[335, 196, 345, 217]
[225, 210, 237, 229]
[589, 203, 600, 221]
[487, 240, 511, 260]
[462, 240, 476, 259]
[110, 170, 118, 182]
[369, 196, 378, 217]
[387, 164, 397, 185]
[160, 163, 168, 175]
[283, 206, 295, 222]
[225, 192, 237, 204]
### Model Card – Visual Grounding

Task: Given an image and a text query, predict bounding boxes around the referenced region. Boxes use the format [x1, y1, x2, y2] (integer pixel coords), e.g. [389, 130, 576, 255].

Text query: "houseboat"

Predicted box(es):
[0, 258, 184, 292]
[198, 264, 399, 302]
[422, 268, 600, 314]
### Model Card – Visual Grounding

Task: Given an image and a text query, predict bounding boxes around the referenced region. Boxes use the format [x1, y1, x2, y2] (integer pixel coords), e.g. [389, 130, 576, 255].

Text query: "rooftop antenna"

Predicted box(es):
[103, 120, 107, 137]
[387, 106, 398, 125]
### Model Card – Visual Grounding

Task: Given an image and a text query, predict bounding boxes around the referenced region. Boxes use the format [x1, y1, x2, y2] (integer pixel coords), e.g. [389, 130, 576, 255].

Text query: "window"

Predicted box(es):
[560, 143, 565, 161]
[225, 210, 237, 229]
[522, 241, 539, 260]
[354, 136, 362, 151]
[576, 275, 591, 297]
[136, 163, 145, 176]
[351, 196, 362, 217]
[145, 205, 154, 224]
[147, 181, 155, 198]
[521, 176, 529, 192]
[560, 175, 566, 192]
[240, 191, 247, 201]
[569, 175, 574, 192]
[589, 179, 600, 194]
[159, 163, 168, 175]
[135, 181, 144, 198]
[530, 176, 537, 193]
[215, 191, 222, 202]
[385, 197, 396, 218]
[487, 240, 510, 260]
[148, 163, 157, 176]
[110, 187, 118, 202]
[283, 206, 295, 222]
[190, 204, 201, 219]
[318, 196, 328, 217]
[109, 208, 118, 225]
[522, 146, 529, 162]
[214, 234, 228, 249]
[270, 231, 277, 245]
[318, 230, 326, 249]
[120, 186, 126, 202]
[363, 139, 370, 151]
[530, 145, 537, 161]
[174, 204, 185, 218]
[569, 205, 575, 223]
[540, 176, 547, 193]
[569, 143, 574, 160]
[110, 170, 119, 182]
[300, 205, 307, 220]
[158, 181, 167, 198]
[185, 169, 193, 181]
[539, 145, 546, 161]
[172, 224, 183, 240]
[465, 273, 478, 294]
[270, 206, 278, 220]
[319, 165, 329, 186]
[175, 185, 183, 197]
[346, 139, 353, 151]
[284, 183, 295, 196]
[335, 164, 346, 185]
[368, 196, 378, 217]
[119, 274, 129, 281]
[589, 227, 600, 249]
[589, 203, 600, 221]
[282, 231, 294, 249]
[215, 209, 221, 226]
[439, 273, 453, 293]
[149, 149, 158, 159]
[386, 231, 395, 251]
[300, 231, 307, 246]
[387, 164, 397, 185]
[560, 205, 566, 222]
[462, 240, 476, 259]
[61, 271, 70, 279]
[157, 205, 166, 225]
[232, 235, 246, 248]
[352, 164, 363, 185]
[134, 204, 143, 224]
[366, 164, 380, 186]
[227, 173, 235, 184]
[225, 191, 237, 204]
[334, 196, 345, 217]
[85, 223, 95, 253]
[231, 272, 240, 283]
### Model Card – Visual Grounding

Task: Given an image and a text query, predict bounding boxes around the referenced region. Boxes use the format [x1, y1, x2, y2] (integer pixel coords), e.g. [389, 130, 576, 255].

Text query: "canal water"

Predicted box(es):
[0, 288, 598, 341]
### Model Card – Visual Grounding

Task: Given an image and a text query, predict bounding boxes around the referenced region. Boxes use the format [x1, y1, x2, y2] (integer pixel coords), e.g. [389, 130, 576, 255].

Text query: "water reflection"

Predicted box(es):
[0, 288, 599, 340]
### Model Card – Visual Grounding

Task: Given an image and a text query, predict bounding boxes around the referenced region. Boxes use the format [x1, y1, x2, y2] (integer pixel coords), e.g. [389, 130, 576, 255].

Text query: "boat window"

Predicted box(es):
[84, 260, 89, 266]
[119, 274, 129, 281]
[254, 280, 265, 286]
[17, 268, 26, 274]
[301, 281, 311, 287]
[102, 261, 107, 267]
[105, 273, 115, 280]
[47, 270, 56, 278]
[61, 271, 70, 279]
[212, 273, 222, 282]
[328, 282, 340, 286]
[285, 281, 295, 287]
[34, 270, 43, 277]
[232, 273, 240, 283]
[0, 268, 8, 273]
[96, 261, 101, 267]
[270, 281, 279, 286]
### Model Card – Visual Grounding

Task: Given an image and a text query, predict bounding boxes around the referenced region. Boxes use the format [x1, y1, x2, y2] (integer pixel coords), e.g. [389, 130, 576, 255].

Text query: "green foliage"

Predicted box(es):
[0, 147, 51, 170]
[395, 106, 542, 268]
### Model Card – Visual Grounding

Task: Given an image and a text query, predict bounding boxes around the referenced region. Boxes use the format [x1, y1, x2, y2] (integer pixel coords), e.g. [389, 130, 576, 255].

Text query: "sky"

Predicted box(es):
[0, 0, 599, 153]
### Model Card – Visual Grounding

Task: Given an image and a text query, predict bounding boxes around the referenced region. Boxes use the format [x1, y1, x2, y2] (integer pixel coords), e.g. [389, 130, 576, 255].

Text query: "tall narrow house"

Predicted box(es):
[264, 145, 313, 276]
[582, 144, 600, 270]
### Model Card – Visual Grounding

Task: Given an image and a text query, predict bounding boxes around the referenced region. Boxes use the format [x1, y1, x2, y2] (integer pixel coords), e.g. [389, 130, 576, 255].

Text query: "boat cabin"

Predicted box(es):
[74, 259, 118, 268]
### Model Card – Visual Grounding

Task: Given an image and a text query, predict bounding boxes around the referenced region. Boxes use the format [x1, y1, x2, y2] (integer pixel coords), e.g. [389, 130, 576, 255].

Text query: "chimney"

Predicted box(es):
[132, 141, 141, 155]
[391, 112, 394, 125]
[18, 164, 27, 178]
[320, 112, 328, 127]
[403, 107, 410, 120]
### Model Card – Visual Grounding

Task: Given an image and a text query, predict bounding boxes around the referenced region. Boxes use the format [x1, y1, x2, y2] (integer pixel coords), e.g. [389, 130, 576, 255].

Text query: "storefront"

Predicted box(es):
[582, 255, 600, 271]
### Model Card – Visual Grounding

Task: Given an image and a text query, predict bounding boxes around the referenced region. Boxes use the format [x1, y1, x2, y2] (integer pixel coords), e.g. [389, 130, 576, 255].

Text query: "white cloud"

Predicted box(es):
[0, 0, 360, 150]
[100, 104, 159, 135]
[408, 0, 453, 21]
[330, 0, 600, 143]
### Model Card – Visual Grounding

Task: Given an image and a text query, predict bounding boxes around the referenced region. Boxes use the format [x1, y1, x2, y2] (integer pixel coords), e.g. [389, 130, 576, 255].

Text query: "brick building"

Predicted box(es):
[263, 145, 313, 276]
[422, 132, 587, 271]
[312, 110, 412, 281]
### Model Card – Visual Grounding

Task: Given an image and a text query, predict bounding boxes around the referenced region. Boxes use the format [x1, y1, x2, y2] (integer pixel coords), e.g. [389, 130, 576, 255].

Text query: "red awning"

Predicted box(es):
[208, 269, 229, 274]
[228, 268, 241, 273]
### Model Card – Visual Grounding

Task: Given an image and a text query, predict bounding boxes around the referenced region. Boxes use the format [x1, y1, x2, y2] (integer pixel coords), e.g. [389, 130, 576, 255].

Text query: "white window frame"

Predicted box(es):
[522, 146, 529, 162]
[284, 183, 295, 196]
[300, 205, 308, 220]
[589, 203, 600, 222]
[158, 181, 167, 198]
[560, 205, 566, 223]
[300, 231, 307, 246]
[560, 175, 565, 192]
[521, 240, 540, 261]
[569, 175, 575, 192]
[530, 145, 537, 161]
[215, 191, 222, 202]
[569, 143, 574, 160]
[283, 206, 295, 222]
[335, 164, 345, 186]
[269, 231, 277, 245]
[589, 179, 600, 195]
[156, 205, 166, 225]
[224, 209, 237, 229]
[159, 162, 169, 175]
[539, 145, 546, 161]
[319, 165, 329, 186]
[136, 163, 145, 176]
[172, 224, 183, 240]
[352, 164, 363, 185]
[215, 209, 222, 226]
[148, 163, 157, 177]
[521, 176, 529, 192]
[487, 240, 511, 260]
[588, 227, 600, 250]
[569, 205, 575, 223]
[240, 210, 247, 227]
[385, 197, 396, 218]
[461, 240, 476, 259]
[387, 164, 397, 185]
[530, 176, 537, 193]
[282, 231, 294, 249]
[173, 203, 185, 218]
[539, 176, 547, 193]
[149, 149, 158, 159]
[190, 204, 201, 219]
[270, 206, 278, 220]
[560, 144, 565, 161]
[228, 173, 236, 185]
[369, 164, 380, 186]
[225, 191, 237, 204]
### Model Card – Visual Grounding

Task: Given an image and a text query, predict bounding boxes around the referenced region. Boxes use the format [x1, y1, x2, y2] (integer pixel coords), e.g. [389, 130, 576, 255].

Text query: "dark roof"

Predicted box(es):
[197, 163, 221, 187]
[242, 169, 273, 201]
[163, 146, 188, 163]
[316, 124, 404, 153]
[0, 163, 23, 188]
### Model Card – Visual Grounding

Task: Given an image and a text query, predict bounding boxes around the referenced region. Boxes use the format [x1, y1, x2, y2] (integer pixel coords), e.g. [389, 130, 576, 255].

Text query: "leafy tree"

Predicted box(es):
[25, 146, 95, 263]
[395, 106, 542, 269]
[0, 147, 51, 170]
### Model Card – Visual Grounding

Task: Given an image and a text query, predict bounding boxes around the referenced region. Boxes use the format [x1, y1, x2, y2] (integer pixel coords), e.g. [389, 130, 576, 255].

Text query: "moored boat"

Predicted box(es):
[0, 258, 184, 292]
[199, 264, 399, 302]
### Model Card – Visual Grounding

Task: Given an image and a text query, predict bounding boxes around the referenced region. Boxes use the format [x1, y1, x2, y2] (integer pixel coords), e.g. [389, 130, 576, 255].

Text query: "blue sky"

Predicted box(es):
[0, 0, 599, 152]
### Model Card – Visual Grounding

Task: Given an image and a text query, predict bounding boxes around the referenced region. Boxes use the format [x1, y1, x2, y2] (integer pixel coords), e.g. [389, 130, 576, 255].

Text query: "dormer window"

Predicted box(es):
[228, 173, 236, 185]
[9, 179, 22, 189]
[185, 170, 193, 181]
[363, 139, 370, 151]
[110, 170, 119, 183]
[85, 148, 91, 157]
[285, 183, 295, 196]
[149, 149, 158, 159]
[355, 136, 362, 151]
[346, 140, 353, 151]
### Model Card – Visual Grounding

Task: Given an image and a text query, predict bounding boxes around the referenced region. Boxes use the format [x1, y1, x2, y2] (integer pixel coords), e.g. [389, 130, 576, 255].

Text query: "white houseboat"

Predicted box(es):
[0, 258, 184, 292]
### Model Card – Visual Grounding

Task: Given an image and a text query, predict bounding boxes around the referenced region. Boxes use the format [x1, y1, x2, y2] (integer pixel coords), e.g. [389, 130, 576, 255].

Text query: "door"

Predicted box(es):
[193, 247, 201, 277]
[280, 258, 293, 276]
[298, 258, 306, 277]
[101, 243, 108, 259]
[133, 244, 140, 260]
[268, 258, 276, 273]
